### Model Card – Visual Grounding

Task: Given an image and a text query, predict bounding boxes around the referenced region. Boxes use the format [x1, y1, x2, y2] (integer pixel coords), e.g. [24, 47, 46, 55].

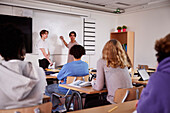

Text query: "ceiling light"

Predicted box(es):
[113, 8, 125, 14]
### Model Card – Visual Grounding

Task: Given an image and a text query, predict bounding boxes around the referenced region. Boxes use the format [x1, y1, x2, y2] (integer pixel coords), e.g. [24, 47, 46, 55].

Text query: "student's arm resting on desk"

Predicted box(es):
[91, 59, 105, 91]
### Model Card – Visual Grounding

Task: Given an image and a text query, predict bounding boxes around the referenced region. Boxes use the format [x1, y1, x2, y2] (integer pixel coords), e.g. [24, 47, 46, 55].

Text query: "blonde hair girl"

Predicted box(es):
[91, 39, 132, 104]
[102, 39, 131, 68]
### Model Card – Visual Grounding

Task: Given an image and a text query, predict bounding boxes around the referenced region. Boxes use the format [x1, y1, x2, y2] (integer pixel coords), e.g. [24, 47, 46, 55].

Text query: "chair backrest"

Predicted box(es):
[0, 102, 52, 113]
[66, 75, 89, 84]
[114, 86, 144, 104]
[43, 95, 50, 103]
[138, 64, 148, 70]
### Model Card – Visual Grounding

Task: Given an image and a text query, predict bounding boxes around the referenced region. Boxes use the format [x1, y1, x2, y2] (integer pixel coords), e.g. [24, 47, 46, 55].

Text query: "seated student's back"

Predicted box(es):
[91, 39, 132, 104]
[45, 45, 89, 112]
[0, 24, 47, 109]
[137, 34, 170, 113]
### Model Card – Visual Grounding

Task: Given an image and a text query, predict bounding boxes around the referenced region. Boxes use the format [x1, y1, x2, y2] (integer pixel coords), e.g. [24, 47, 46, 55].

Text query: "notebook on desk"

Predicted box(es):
[50, 73, 58, 77]
[68, 80, 91, 87]
[137, 69, 150, 81]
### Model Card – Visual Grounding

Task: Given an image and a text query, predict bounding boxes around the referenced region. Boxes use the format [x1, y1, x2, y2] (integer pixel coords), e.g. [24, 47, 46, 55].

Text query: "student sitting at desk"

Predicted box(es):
[0, 25, 47, 109]
[91, 39, 132, 104]
[137, 33, 170, 113]
[45, 45, 89, 112]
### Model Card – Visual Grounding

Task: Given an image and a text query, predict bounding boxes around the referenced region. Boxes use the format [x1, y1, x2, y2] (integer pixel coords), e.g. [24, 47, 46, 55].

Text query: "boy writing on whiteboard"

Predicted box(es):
[37, 29, 53, 69]
[60, 31, 79, 63]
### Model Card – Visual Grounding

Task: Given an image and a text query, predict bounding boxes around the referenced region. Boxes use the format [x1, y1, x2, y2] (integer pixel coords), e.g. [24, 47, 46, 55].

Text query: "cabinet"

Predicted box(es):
[110, 31, 134, 68]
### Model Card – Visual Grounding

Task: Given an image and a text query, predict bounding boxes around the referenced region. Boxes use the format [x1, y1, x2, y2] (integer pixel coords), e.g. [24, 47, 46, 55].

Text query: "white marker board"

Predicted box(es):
[33, 11, 83, 54]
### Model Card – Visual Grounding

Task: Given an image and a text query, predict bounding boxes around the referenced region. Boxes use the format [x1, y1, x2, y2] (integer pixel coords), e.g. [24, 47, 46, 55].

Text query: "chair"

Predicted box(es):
[51, 75, 89, 111]
[0, 102, 52, 113]
[43, 95, 51, 103]
[114, 86, 144, 104]
[52, 75, 89, 98]
[138, 64, 148, 70]
[66, 75, 89, 84]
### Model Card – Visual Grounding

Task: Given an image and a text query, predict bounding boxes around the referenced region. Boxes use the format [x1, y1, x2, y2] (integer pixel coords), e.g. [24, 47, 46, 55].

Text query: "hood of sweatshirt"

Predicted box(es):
[157, 57, 170, 73]
[0, 60, 39, 101]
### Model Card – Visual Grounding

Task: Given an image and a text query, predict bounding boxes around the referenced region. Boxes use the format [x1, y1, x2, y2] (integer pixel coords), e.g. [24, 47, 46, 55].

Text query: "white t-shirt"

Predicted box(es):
[37, 39, 49, 59]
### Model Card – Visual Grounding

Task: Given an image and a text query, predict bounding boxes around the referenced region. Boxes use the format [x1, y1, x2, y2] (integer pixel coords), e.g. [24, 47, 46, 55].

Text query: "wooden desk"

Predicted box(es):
[59, 84, 107, 94]
[45, 69, 60, 73]
[146, 70, 155, 73]
[134, 69, 155, 74]
[69, 100, 137, 113]
[89, 68, 94, 70]
[59, 84, 107, 111]
[45, 69, 59, 79]
[131, 77, 148, 85]
[47, 68, 95, 73]
[89, 70, 154, 78]
[148, 67, 156, 70]
[89, 72, 96, 74]
[46, 75, 57, 79]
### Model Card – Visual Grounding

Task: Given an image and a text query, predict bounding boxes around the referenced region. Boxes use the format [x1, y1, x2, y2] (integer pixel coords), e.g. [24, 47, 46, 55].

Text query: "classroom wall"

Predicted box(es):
[0, 0, 117, 68]
[117, 5, 170, 68]
[1, 0, 169, 69]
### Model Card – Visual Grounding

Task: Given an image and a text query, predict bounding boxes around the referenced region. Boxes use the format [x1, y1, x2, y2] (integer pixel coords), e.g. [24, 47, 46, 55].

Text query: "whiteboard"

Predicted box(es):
[32, 11, 83, 54]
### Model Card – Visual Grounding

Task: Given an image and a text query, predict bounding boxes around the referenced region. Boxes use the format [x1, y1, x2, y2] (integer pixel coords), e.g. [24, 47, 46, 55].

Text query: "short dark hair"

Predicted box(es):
[69, 31, 76, 37]
[155, 33, 170, 63]
[40, 29, 49, 37]
[70, 45, 85, 59]
[0, 24, 26, 61]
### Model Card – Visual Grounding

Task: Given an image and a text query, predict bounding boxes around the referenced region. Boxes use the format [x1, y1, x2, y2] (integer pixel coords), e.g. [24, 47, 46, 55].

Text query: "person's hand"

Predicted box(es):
[91, 78, 96, 83]
[49, 61, 53, 66]
[136, 100, 138, 108]
[50, 62, 53, 66]
[60, 80, 64, 83]
[60, 36, 64, 40]
[46, 54, 50, 59]
[92, 78, 96, 81]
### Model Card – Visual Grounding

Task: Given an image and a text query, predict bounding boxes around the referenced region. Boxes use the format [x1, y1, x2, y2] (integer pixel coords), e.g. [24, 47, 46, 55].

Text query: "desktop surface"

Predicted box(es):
[69, 100, 137, 113]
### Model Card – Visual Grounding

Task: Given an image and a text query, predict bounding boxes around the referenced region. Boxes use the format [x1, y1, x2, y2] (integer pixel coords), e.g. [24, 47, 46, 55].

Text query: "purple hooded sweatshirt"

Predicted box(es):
[137, 57, 170, 113]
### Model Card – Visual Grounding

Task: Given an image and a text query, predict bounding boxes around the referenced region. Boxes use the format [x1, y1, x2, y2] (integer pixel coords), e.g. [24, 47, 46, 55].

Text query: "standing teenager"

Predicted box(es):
[37, 30, 53, 69]
[60, 31, 79, 63]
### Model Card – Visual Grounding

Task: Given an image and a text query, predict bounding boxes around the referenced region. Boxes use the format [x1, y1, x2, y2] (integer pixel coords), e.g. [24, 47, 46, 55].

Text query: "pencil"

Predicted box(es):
[108, 106, 118, 113]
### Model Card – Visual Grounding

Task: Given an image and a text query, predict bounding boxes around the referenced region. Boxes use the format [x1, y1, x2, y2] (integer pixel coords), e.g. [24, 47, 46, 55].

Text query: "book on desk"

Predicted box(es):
[68, 80, 91, 87]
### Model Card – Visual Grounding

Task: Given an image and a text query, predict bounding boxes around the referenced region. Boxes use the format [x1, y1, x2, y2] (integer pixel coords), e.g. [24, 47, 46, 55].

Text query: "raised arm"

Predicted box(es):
[60, 36, 68, 48]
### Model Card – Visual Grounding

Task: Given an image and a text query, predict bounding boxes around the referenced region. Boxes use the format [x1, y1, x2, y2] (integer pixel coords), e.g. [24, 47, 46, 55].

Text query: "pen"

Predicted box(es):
[108, 106, 118, 113]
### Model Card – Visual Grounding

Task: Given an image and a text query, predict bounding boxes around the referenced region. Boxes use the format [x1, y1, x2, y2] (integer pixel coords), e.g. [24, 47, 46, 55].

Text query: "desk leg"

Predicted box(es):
[66, 91, 83, 111]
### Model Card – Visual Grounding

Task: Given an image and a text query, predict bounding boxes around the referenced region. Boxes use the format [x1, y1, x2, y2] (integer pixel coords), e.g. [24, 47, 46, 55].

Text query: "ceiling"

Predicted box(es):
[35, 0, 170, 14]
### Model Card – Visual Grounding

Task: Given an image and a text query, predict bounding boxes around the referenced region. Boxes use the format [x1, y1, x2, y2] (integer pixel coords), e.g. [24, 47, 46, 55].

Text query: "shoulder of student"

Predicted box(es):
[97, 58, 106, 65]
